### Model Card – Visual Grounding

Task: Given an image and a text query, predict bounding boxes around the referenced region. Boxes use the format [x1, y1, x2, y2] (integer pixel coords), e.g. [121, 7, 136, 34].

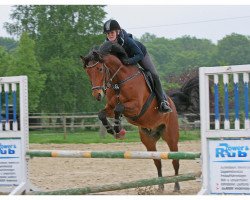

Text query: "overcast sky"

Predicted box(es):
[1, 4, 250, 43]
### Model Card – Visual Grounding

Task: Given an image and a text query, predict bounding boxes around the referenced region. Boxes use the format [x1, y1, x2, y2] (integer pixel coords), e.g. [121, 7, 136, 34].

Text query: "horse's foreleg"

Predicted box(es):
[114, 103, 125, 133]
[98, 109, 115, 135]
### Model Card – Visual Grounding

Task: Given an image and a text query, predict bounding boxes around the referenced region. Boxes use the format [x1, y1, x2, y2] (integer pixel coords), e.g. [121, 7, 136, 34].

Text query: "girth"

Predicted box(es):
[108, 69, 155, 121]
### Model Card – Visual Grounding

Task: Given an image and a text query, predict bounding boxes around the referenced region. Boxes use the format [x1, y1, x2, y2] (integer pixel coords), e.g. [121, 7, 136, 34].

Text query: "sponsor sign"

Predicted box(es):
[0, 139, 22, 186]
[209, 139, 250, 194]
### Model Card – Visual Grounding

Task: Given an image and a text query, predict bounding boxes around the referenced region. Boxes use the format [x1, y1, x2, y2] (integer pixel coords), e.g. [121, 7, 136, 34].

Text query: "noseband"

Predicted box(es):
[86, 60, 141, 94]
[90, 62, 108, 91]
[86, 61, 122, 92]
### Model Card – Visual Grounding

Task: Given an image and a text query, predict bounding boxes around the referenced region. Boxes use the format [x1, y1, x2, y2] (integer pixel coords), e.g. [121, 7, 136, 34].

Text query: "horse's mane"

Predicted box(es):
[99, 41, 128, 60]
[83, 42, 128, 67]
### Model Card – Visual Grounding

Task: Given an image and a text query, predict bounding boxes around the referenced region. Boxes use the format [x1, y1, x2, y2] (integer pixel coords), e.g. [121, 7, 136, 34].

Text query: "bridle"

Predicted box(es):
[86, 61, 110, 91]
[86, 60, 141, 95]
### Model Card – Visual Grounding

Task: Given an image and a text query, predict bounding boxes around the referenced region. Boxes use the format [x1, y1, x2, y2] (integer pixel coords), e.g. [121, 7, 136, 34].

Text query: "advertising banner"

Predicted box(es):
[0, 138, 22, 186]
[209, 139, 250, 194]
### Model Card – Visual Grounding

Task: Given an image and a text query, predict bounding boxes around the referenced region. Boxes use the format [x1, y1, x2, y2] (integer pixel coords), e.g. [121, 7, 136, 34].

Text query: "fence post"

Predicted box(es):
[62, 116, 67, 139]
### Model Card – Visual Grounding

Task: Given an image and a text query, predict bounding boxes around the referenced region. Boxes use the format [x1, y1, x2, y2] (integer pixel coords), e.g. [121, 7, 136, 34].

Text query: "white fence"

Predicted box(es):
[0, 76, 29, 194]
[199, 65, 250, 194]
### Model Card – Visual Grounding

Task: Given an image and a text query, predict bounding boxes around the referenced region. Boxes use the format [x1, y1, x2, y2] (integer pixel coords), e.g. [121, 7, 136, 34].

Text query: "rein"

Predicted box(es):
[86, 60, 155, 121]
[88, 61, 141, 94]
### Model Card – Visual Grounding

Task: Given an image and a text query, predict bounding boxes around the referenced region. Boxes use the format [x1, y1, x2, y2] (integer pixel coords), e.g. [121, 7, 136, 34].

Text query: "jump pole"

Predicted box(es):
[27, 150, 201, 160]
[30, 173, 196, 195]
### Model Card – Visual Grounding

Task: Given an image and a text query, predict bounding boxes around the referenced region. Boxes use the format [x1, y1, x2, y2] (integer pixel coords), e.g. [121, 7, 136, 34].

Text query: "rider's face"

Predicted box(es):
[106, 30, 118, 42]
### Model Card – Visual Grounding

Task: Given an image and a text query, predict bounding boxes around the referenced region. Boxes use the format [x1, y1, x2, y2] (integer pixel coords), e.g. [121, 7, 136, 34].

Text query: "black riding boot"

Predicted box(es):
[153, 76, 172, 113]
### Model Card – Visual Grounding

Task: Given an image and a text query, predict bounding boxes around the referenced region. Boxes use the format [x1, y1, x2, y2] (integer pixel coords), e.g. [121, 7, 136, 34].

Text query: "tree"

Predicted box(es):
[217, 33, 250, 65]
[142, 35, 217, 90]
[0, 37, 18, 51]
[6, 32, 46, 112]
[140, 33, 157, 43]
[4, 5, 106, 113]
[0, 46, 13, 75]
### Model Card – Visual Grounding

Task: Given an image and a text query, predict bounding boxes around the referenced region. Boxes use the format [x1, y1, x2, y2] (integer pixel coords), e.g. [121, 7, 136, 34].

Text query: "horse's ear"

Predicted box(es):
[80, 55, 85, 61]
[80, 55, 88, 68]
[93, 51, 103, 62]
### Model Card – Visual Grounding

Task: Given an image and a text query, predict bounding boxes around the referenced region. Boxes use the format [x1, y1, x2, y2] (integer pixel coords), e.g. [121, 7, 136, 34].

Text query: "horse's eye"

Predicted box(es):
[97, 67, 103, 72]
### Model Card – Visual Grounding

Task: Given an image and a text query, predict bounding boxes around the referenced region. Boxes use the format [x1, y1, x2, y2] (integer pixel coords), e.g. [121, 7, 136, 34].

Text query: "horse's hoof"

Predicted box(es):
[157, 185, 164, 193]
[173, 182, 180, 192]
[119, 129, 126, 136]
[114, 129, 126, 140]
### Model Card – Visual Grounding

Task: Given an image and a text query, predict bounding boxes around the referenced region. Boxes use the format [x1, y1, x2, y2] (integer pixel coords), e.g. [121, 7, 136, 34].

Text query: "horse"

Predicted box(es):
[80, 41, 180, 192]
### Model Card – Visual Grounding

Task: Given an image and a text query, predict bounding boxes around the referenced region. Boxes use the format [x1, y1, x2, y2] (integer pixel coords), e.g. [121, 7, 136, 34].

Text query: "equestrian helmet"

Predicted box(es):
[103, 19, 121, 33]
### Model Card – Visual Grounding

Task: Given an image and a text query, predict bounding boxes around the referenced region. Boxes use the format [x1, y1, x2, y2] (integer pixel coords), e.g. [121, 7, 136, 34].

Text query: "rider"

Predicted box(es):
[103, 19, 172, 113]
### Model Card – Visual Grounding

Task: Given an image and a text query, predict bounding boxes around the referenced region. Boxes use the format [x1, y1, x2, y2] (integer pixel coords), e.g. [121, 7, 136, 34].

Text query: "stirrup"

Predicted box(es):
[160, 100, 172, 113]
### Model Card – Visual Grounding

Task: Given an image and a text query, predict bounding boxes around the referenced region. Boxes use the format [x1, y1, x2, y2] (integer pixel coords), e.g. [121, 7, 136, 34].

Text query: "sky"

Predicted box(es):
[1, 3, 250, 43]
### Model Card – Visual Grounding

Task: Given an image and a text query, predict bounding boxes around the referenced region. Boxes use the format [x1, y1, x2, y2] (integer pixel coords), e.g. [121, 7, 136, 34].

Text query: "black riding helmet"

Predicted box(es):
[103, 19, 121, 33]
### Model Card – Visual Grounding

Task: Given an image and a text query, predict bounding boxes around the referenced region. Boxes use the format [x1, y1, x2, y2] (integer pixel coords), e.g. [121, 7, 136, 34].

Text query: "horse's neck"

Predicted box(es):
[110, 65, 138, 82]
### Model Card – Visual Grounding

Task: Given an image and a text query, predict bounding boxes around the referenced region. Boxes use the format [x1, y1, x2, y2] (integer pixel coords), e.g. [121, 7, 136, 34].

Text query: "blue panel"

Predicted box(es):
[234, 83, 239, 120]
[0, 91, 1, 123]
[245, 82, 249, 120]
[5, 92, 9, 123]
[12, 91, 17, 123]
[224, 83, 229, 121]
[214, 83, 219, 121]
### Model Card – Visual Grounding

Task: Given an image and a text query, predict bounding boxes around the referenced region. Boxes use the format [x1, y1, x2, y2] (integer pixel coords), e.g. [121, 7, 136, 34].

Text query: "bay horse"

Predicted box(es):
[80, 41, 180, 192]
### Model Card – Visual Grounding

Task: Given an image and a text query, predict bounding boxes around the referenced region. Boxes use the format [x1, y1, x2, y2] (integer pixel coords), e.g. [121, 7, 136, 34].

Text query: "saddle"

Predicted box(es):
[128, 67, 156, 121]
[138, 67, 154, 93]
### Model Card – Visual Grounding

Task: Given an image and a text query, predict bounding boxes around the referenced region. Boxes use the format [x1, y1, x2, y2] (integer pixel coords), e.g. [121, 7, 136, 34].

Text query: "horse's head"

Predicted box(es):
[80, 41, 128, 101]
[80, 49, 107, 101]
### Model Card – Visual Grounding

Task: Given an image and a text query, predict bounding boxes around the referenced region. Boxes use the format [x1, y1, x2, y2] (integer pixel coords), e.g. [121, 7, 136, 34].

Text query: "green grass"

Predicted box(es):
[29, 130, 200, 144]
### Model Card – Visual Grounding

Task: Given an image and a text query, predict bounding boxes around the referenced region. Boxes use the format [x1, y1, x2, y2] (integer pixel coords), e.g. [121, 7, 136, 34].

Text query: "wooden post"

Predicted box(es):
[99, 122, 106, 138]
[62, 116, 67, 139]
[30, 173, 196, 195]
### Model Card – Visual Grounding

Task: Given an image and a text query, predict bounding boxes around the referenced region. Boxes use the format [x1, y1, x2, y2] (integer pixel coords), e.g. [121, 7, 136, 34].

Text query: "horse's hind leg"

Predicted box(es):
[139, 128, 164, 192]
[162, 117, 180, 191]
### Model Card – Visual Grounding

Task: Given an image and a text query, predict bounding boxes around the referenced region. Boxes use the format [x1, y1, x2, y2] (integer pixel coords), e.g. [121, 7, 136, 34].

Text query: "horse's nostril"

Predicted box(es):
[97, 93, 101, 101]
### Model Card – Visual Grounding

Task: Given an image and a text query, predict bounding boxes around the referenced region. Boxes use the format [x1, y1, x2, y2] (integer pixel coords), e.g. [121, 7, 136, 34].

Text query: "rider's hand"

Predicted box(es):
[121, 58, 131, 65]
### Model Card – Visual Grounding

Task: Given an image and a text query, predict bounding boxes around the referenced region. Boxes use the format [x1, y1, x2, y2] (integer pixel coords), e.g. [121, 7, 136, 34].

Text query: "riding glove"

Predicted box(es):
[121, 58, 131, 65]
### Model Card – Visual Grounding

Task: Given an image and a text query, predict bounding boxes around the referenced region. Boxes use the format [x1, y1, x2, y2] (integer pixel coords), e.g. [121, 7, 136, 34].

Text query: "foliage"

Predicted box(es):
[1, 7, 250, 113]
[217, 33, 250, 65]
[4, 5, 106, 113]
[0, 46, 13, 75]
[6, 32, 46, 112]
[0, 37, 18, 51]
[142, 35, 217, 88]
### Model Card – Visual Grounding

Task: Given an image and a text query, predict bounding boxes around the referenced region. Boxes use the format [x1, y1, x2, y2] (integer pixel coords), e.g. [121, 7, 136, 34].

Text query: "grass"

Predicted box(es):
[29, 129, 200, 144]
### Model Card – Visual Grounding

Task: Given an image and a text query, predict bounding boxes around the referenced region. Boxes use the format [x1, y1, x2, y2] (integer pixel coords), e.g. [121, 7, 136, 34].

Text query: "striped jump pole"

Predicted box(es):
[0, 84, 2, 131]
[30, 173, 197, 195]
[27, 150, 201, 160]
[243, 72, 249, 129]
[4, 83, 10, 130]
